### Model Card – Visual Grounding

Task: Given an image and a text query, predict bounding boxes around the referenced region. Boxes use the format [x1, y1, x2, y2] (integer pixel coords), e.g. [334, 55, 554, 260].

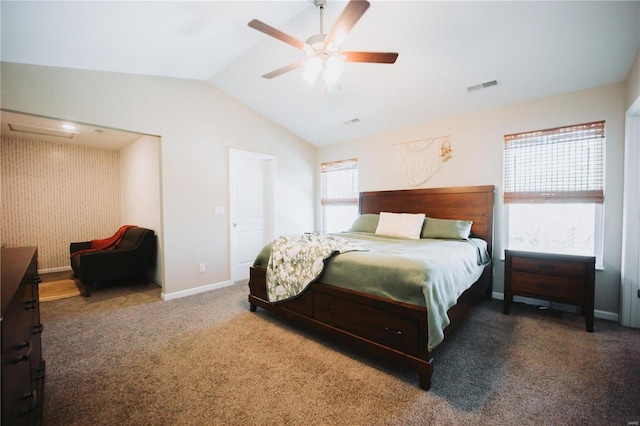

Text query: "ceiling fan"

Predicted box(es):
[248, 0, 398, 93]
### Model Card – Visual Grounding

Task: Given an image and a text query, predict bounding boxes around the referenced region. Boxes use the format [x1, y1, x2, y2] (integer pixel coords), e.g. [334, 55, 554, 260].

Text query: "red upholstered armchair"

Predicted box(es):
[70, 226, 156, 296]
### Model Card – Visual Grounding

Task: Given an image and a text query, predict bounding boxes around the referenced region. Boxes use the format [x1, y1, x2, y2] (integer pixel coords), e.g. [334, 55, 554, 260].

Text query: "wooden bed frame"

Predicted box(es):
[248, 185, 495, 390]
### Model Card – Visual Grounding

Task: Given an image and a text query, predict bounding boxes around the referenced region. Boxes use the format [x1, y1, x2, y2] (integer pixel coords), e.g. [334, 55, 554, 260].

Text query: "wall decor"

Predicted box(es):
[393, 135, 452, 186]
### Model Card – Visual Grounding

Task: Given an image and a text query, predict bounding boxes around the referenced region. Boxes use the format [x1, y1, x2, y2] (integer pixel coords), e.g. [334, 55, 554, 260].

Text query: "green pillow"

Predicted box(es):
[349, 214, 380, 233]
[421, 217, 472, 239]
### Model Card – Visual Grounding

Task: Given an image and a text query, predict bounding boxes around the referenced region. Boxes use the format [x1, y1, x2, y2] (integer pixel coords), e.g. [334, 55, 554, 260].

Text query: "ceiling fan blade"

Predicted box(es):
[324, 0, 370, 49]
[261, 59, 307, 79]
[342, 51, 399, 64]
[248, 19, 306, 50]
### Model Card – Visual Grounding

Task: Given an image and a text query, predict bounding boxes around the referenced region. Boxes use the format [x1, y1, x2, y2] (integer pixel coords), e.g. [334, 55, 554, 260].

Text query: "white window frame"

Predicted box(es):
[502, 121, 605, 268]
[320, 158, 359, 234]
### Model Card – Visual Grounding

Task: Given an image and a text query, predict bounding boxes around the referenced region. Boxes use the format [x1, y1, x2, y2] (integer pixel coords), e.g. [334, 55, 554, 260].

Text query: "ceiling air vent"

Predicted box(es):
[467, 79, 499, 92]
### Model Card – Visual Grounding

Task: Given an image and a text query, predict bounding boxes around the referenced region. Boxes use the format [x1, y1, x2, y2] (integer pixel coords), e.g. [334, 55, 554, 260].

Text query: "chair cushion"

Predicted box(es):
[118, 227, 148, 249]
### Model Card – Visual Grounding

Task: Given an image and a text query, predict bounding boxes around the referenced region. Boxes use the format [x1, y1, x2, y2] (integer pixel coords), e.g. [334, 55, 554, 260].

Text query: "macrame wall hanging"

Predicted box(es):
[393, 135, 452, 187]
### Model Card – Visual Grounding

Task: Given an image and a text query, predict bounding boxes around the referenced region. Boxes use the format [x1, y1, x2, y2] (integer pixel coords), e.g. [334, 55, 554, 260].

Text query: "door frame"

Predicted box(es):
[621, 99, 640, 328]
[228, 148, 276, 283]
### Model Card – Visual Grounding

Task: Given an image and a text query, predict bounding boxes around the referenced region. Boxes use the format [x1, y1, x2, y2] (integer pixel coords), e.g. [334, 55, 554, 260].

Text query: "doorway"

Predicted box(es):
[621, 102, 640, 328]
[229, 149, 275, 282]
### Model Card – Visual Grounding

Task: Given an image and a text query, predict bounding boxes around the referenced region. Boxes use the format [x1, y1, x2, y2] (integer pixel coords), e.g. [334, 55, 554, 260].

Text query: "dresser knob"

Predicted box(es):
[24, 300, 38, 310]
[35, 363, 46, 380]
[14, 340, 32, 363]
[21, 390, 38, 415]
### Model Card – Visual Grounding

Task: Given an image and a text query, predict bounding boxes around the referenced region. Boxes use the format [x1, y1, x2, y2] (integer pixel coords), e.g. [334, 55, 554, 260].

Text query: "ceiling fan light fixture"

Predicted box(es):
[302, 56, 323, 84]
[324, 56, 344, 86]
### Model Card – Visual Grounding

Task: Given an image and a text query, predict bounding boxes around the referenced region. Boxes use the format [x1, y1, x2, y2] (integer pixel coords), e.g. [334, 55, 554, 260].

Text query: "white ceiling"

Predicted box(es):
[1, 1, 639, 147]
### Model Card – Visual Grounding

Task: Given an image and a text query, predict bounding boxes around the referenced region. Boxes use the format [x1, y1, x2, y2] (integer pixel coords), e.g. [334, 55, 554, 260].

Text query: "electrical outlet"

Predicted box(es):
[199, 263, 206, 273]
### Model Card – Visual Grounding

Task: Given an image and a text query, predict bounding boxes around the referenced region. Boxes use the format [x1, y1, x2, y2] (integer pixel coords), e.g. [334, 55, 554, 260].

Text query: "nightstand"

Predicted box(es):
[503, 249, 595, 332]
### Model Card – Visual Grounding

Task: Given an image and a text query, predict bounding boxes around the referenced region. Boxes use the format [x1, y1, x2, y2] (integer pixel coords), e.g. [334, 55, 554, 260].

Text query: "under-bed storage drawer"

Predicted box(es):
[314, 292, 419, 356]
[279, 291, 314, 317]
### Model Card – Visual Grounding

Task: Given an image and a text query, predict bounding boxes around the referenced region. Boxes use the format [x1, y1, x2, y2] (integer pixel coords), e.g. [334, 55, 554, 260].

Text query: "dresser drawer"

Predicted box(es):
[2, 287, 37, 354]
[511, 271, 585, 303]
[314, 292, 419, 356]
[511, 256, 586, 277]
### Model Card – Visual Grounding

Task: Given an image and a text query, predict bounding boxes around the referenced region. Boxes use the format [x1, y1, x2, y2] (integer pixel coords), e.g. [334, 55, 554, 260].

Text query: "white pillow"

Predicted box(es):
[375, 212, 426, 240]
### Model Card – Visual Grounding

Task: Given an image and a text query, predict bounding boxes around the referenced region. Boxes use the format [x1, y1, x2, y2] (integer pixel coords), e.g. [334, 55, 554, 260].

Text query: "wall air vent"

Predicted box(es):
[467, 79, 499, 92]
[8, 123, 77, 139]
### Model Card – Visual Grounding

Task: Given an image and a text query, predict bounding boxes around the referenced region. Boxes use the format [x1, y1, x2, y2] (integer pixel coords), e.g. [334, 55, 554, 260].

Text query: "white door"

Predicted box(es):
[229, 149, 274, 282]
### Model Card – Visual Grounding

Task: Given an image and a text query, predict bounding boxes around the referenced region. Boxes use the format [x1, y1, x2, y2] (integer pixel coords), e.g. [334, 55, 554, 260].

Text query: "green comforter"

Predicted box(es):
[254, 232, 491, 351]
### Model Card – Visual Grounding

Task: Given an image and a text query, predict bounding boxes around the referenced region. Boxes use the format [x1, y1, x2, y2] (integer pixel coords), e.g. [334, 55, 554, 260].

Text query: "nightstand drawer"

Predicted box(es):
[511, 271, 585, 303]
[512, 257, 586, 277]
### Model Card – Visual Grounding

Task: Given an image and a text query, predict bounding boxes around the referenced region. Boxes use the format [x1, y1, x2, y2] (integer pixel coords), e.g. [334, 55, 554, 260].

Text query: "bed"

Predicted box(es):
[248, 185, 495, 390]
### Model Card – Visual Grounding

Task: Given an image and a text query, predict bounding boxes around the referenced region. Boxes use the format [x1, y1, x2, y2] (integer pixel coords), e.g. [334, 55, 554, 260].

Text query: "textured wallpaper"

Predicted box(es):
[1, 137, 121, 271]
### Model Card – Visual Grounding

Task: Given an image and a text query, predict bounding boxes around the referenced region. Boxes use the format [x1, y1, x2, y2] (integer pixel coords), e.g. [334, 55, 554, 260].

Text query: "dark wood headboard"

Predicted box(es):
[359, 185, 495, 255]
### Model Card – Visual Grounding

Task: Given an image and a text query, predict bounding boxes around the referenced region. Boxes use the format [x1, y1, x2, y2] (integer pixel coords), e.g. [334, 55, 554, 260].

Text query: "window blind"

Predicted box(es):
[503, 121, 605, 203]
[321, 158, 358, 206]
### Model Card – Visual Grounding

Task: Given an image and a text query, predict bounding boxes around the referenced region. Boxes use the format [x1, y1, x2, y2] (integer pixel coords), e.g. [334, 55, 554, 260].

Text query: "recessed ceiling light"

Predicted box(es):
[8, 123, 76, 139]
[60, 123, 77, 131]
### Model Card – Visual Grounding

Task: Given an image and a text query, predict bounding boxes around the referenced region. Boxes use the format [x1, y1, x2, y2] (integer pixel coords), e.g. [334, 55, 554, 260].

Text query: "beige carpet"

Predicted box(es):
[39, 279, 85, 301]
[39, 282, 640, 425]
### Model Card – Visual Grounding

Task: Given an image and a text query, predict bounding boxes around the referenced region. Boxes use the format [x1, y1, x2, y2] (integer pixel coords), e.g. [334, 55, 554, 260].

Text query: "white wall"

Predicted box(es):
[120, 134, 163, 285]
[626, 2, 640, 108]
[1, 62, 317, 297]
[319, 82, 626, 316]
[628, 48, 640, 109]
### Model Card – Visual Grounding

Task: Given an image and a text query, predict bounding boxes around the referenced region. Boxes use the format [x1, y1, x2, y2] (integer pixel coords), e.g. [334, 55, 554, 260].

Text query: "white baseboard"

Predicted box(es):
[492, 292, 619, 322]
[161, 280, 233, 301]
[39, 266, 72, 274]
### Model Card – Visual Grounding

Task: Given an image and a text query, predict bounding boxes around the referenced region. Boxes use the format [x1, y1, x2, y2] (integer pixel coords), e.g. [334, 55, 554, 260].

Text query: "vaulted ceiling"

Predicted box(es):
[2, 1, 639, 147]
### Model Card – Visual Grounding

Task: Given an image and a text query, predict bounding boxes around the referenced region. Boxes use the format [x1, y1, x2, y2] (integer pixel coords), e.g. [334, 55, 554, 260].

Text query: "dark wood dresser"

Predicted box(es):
[503, 249, 595, 332]
[1, 247, 45, 426]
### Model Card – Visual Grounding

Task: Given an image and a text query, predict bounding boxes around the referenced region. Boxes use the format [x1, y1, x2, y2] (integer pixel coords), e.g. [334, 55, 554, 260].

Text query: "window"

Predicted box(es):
[503, 121, 605, 267]
[321, 158, 359, 233]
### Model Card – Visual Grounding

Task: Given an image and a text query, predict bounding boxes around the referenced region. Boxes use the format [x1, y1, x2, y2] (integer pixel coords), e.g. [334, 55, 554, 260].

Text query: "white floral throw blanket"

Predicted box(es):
[266, 233, 363, 303]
